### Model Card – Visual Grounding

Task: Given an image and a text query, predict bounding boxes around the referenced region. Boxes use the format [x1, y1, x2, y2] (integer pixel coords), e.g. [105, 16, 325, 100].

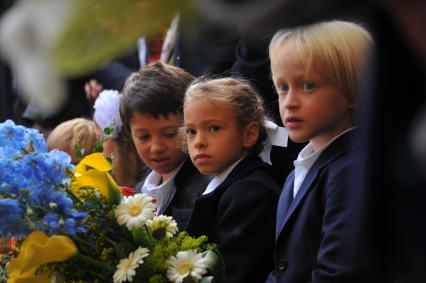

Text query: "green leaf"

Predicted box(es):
[202, 250, 225, 283]
[104, 126, 113, 136]
[74, 142, 84, 158]
[200, 276, 215, 283]
[132, 226, 154, 248]
[53, 0, 192, 76]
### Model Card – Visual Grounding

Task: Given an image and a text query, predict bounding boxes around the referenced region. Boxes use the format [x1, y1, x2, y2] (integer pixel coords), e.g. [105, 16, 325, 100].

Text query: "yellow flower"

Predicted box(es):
[7, 231, 77, 283]
[73, 152, 121, 203]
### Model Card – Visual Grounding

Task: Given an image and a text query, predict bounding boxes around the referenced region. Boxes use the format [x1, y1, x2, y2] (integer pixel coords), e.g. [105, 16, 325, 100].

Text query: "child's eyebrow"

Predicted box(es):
[200, 119, 226, 126]
[184, 119, 224, 127]
[162, 126, 180, 131]
[131, 127, 148, 132]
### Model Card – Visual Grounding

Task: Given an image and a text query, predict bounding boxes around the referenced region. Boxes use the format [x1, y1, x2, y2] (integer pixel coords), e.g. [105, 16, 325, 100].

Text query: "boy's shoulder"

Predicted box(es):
[134, 166, 153, 192]
[175, 158, 211, 187]
[172, 158, 211, 209]
[316, 129, 360, 169]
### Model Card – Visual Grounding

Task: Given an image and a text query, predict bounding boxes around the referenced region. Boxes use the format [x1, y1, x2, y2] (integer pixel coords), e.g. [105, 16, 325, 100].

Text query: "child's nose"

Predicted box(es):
[283, 89, 299, 108]
[194, 133, 206, 149]
[150, 139, 165, 153]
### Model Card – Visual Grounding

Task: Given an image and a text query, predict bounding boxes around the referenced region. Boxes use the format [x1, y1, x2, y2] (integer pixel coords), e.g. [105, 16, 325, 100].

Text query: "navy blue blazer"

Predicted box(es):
[185, 156, 280, 283]
[267, 130, 363, 283]
[164, 158, 211, 231]
[136, 158, 211, 231]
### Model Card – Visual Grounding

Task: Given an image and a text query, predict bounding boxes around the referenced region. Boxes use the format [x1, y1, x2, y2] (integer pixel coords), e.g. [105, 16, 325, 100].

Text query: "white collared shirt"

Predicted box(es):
[202, 159, 243, 195]
[293, 127, 355, 198]
[141, 160, 185, 213]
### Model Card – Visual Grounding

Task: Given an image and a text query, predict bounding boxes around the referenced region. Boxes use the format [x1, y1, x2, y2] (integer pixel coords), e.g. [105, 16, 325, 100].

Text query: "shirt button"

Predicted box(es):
[277, 259, 287, 271]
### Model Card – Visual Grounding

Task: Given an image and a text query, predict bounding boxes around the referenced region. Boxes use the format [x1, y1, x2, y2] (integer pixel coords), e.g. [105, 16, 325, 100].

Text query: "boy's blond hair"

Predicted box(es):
[269, 20, 373, 103]
[47, 118, 101, 160]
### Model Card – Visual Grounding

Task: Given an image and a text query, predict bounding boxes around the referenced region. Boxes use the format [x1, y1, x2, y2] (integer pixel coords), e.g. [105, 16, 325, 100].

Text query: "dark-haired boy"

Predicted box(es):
[120, 62, 210, 229]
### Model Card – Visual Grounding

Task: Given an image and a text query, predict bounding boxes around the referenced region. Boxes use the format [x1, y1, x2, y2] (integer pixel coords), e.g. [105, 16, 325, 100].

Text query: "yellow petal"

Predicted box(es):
[72, 153, 121, 203]
[7, 273, 49, 283]
[77, 152, 112, 172]
[7, 231, 77, 283]
[74, 169, 121, 203]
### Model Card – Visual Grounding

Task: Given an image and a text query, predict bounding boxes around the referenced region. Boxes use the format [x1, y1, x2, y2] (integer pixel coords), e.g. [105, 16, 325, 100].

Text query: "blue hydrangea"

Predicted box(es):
[42, 211, 86, 236]
[0, 199, 26, 236]
[0, 120, 86, 237]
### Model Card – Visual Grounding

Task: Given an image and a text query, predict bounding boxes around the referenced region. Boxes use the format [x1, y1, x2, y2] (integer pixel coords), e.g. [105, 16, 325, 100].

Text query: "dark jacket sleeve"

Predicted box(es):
[216, 172, 279, 283]
[311, 157, 361, 283]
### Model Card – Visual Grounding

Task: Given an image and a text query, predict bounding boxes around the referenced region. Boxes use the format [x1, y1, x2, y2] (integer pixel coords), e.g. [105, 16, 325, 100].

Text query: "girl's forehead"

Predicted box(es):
[185, 96, 219, 108]
[185, 97, 225, 110]
[185, 98, 235, 119]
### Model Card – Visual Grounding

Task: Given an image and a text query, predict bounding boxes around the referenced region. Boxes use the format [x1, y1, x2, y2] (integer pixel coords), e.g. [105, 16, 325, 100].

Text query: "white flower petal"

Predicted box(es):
[114, 194, 156, 230]
[113, 247, 149, 283]
[166, 249, 208, 283]
[146, 215, 178, 239]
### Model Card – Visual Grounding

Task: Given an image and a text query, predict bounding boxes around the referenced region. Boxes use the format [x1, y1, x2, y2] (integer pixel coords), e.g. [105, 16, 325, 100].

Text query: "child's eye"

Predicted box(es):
[185, 128, 196, 137]
[164, 130, 177, 138]
[277, 84, 289, 95]
[137, 134, 150, 141]
[303, 82, 315, 91]
[209, 125, 221, 132]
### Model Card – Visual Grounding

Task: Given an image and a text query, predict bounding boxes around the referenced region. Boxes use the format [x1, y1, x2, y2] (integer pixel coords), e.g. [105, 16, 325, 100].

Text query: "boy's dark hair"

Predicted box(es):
[120, 62, 195, 131]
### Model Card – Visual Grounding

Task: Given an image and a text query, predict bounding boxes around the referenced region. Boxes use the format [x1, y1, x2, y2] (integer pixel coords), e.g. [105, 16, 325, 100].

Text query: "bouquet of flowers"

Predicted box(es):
[0, 120, 223, 283]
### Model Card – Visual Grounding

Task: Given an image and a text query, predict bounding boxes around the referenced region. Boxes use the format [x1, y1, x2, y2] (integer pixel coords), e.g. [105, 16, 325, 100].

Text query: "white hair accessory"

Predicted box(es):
[93, 89, 122, 138]
[260, 120, 288, 164]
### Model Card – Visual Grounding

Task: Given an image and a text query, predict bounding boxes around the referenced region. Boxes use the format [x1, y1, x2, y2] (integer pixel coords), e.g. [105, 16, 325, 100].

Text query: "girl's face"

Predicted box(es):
[184, 98, 250, 176]
[130, 112, 186, 182]
[272, 44, 354, 151]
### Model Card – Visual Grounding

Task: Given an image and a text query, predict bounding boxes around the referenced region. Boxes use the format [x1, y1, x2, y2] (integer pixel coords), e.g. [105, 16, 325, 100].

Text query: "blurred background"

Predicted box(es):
[1, 0, 425, 282]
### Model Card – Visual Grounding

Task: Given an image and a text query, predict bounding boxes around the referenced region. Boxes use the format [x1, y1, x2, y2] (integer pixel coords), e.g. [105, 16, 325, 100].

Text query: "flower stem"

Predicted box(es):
[130, 225, 154, 249]
[74, 253, 114, 272]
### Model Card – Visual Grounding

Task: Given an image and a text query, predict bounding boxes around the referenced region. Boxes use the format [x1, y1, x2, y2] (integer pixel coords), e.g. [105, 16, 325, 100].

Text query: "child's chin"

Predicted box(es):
[196, 166, 214, 176]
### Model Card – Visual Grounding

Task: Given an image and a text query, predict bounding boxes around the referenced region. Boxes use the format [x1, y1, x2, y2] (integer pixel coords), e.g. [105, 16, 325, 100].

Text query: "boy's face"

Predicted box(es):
[272, 44, 353, 151]
[129, 113, 186, 181]
[184, 98, 248, 176]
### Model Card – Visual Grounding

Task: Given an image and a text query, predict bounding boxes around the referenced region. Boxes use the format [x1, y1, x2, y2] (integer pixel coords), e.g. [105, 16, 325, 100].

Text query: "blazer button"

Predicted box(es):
[277, 259, 287, 271]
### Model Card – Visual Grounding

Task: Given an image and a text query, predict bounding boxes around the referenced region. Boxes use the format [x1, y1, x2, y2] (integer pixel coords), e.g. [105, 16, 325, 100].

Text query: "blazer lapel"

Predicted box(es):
[275, 173, 294, 238]
[213, 156, 265, 194]
[276, 167, 319, 238]
[276, 129, 358, 239]
[278, 165, 320, 235]
[186, 156, 265, 235]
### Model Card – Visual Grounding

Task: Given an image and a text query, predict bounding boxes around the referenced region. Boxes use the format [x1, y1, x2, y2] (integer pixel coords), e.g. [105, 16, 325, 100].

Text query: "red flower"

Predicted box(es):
[0, 236, 21, 254]
[119, 186, 136, 197]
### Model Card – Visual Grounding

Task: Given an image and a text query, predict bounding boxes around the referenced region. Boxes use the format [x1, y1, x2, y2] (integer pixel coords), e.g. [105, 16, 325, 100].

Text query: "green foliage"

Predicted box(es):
[53, 0, 193, 76]
[103, 126, 113, 136]
[73, 142, 85, 159]
[133, 232, 213, 282]
[73, 125, 115, 159]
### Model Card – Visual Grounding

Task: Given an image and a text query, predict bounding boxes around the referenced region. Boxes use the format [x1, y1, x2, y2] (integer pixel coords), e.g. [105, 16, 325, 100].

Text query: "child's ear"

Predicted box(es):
[243, 121, 259, 149]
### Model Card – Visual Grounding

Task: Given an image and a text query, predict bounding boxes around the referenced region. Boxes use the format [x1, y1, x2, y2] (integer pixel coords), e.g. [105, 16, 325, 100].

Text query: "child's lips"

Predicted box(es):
[285, 116, 303, 128]
[151, 157, 169, 166]
[194, 153, 211, 164]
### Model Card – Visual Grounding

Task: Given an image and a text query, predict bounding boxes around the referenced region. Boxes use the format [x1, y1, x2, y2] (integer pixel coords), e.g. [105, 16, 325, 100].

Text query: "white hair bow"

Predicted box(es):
[260, 120, 288, 164]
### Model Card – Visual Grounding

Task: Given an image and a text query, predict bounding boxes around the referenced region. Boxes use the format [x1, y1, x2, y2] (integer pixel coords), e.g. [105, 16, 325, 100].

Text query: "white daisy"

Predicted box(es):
[166, 249, 208, 283]
[114, 194, 156, 230]
[113, 247, 149, 283]
[146, 215, 178, 239]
